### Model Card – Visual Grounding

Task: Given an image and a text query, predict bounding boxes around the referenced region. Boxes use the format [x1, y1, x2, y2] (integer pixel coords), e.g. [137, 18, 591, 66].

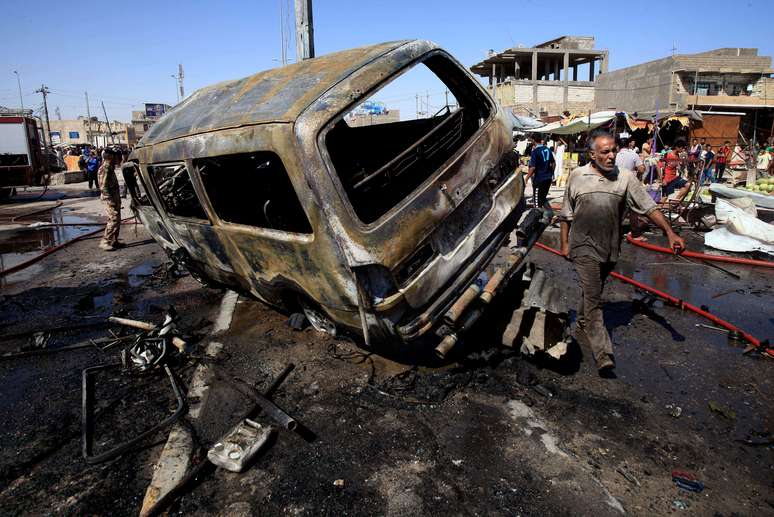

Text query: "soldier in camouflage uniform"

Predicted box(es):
[98, 148, 124, 251]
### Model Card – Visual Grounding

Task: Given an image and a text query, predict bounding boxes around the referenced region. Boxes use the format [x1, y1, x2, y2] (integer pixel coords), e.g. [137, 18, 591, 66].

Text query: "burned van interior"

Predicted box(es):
[148, 163, 208, 220]
[195, 152, 312, 234]
[325, 53, 492, 224]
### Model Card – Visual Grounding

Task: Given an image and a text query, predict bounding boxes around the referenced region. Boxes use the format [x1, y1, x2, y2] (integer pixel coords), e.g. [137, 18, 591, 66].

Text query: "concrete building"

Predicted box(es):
[595, 47, 774, 145]
[48, 118, 130, 146]
[470, 36, 608, 118]
[130, 103, 172, 145]
[595, 47, 773, 113]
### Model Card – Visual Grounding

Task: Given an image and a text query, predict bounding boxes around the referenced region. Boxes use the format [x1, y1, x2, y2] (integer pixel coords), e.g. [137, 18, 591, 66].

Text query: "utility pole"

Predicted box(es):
[35, 84, 51, 147]
[85, 91, 93, 146]
[415, 94, 419, 119]
[279, 0, 287, 65]
[294, 0, 314, 60]
[13, 71, 23, 110]
[101, 101, 115, 144]
[178, 64, 185, 100]
[171, 75, 180, 103]
[55, 106, 61, 120]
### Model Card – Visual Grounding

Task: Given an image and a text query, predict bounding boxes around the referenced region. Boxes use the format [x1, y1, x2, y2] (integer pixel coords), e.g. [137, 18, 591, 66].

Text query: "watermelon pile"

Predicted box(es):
[738, 177, 774, 195]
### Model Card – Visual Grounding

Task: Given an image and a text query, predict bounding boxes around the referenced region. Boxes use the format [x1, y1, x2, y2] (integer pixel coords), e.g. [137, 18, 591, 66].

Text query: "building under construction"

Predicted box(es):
[470, 36, 608, 118]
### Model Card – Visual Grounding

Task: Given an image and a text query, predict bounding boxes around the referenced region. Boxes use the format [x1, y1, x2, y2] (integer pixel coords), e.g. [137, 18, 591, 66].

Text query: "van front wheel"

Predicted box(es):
[299, 300, 337, 337]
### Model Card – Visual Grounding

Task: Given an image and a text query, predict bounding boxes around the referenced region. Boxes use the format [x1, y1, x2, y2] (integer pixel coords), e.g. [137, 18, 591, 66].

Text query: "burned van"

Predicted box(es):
[123, 40, 549, 356]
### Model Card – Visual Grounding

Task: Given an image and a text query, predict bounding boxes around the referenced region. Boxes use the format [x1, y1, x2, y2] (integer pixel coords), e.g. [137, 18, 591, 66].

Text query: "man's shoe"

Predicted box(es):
[597, 354, 616, 378]
[597, 354, 615, 370]
[99, 243, 116, 251]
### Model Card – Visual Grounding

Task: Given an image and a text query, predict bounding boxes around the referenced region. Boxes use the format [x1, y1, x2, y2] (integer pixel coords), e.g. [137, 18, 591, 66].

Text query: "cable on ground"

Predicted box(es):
[533, 242, 771, 357]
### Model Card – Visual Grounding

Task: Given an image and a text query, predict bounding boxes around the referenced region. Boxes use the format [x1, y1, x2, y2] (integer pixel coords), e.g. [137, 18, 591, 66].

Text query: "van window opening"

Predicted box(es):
[195, 151, 313, 234]
[148, 163, 208, 220]
[325, 53, 491, 224]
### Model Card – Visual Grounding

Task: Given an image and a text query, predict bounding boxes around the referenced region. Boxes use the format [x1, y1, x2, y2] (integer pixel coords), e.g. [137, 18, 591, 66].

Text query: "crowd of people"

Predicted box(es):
[521, 133, 774, 210]
[54, 145, 130, 190]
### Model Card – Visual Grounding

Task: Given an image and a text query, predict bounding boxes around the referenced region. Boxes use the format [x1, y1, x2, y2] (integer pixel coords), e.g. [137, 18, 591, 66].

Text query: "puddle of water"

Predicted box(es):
[0, 207, 101, 287]
[74, 292, 114, 313]
[93, 292, 114, 310]
[127, 261, 155, 287]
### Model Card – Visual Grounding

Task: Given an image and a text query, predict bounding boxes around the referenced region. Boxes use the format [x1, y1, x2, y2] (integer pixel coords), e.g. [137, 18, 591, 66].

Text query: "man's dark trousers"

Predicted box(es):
[533, 180, 551, 208]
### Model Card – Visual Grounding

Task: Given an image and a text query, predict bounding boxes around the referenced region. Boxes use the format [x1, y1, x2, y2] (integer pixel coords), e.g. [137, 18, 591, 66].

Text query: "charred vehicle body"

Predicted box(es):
[123, 40, 550, 356]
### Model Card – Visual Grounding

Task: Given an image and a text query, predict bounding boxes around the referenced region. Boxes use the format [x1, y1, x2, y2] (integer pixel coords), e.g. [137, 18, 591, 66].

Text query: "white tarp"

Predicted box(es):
[705, 200, 774, 255]
[526, 111, 617, 135]
[705, 228, 774, 255]
[715, 197, 757, 223]
[709, 184, 774, 209]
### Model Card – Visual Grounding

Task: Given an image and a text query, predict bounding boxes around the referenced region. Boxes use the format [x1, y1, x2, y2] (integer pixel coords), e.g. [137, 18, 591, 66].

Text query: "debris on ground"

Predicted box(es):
[616, 464, 640, 486]
[671, 470, 705, 493]
[502, 265, 570, 359]
[82, 307, 191, 464]
[666, 404, 682, 418]
[672, 499, 689, 511]
[207, 419, 275, 473]
[287, 313, 309, 331]
[708, 400, 737, 420]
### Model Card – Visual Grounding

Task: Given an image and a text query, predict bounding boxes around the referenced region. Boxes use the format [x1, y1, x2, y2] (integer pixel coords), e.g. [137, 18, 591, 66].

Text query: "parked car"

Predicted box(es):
[123, 40, 549, 357]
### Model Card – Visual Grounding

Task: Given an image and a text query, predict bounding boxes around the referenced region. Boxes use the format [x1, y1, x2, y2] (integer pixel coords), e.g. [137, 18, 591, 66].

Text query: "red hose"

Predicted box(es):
[533, 242, 771, 357]
[0, 216, 136, 278]
[625, 234, 774, 268]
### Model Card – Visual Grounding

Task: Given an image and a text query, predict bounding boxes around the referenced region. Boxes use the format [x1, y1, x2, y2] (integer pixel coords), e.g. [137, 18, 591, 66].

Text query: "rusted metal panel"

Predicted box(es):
[140, 41, 409, 146]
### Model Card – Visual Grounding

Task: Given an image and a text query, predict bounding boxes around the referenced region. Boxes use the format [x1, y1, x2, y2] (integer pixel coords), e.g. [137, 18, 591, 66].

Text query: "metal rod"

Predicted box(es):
[227, 378, 298, 431]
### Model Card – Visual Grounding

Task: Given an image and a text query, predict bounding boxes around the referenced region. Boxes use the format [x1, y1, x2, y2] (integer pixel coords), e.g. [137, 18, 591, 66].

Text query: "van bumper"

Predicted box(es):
[392, 206, 552, 342]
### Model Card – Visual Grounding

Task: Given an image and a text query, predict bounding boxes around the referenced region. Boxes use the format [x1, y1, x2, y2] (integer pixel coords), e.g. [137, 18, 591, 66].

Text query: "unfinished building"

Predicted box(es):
[470, 36, 608, 118]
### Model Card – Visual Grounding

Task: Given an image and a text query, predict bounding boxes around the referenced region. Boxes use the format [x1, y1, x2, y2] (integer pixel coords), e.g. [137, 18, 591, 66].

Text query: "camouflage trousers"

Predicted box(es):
[101, 196, 121, 246]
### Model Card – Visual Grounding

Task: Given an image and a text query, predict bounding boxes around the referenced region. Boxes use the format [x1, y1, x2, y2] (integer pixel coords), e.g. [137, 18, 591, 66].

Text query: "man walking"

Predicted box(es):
[526, 135, 555, 208]
[559, 130, 685, 376]
[98, 147, 124, 251]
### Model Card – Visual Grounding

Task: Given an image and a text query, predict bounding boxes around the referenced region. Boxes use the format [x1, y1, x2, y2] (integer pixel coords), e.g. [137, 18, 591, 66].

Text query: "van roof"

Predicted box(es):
[140, 40, 412, 146]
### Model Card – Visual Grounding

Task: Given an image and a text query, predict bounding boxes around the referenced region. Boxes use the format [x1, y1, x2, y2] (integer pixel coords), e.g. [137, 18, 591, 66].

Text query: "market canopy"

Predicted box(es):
[525, 111, 617, 135]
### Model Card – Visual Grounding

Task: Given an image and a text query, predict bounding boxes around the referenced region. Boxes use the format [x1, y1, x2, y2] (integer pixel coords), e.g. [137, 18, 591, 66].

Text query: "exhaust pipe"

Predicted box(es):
[434, 333, 458, 359]
[444, 284, 481, 324]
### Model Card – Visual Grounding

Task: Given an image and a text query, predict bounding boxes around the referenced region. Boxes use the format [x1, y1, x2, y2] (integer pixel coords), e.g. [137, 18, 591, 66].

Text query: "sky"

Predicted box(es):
[2, 0, 772, 122]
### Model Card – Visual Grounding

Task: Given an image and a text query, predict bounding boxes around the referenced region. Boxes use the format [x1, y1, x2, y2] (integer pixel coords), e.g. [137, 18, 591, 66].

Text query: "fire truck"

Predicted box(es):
[0, 115, 50, 199]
